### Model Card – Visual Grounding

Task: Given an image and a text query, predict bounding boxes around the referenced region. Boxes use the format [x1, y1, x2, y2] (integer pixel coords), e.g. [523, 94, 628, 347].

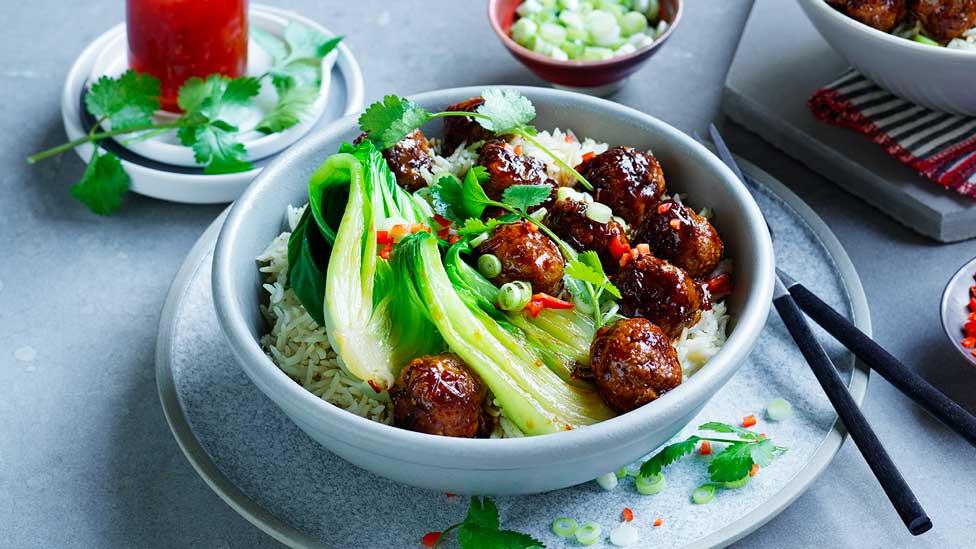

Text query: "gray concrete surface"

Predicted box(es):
[0, 0, 972, 547]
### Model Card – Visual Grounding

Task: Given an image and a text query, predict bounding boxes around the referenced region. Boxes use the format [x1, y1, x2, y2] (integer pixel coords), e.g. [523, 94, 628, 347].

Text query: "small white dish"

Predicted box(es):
[60, 4, 364, 204]
[940, 256, 976, 367]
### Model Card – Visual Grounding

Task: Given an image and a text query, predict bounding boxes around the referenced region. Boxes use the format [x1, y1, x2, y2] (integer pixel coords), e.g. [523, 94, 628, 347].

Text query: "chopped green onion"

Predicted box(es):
[614, 466, 628, 479]
[575, 522, 603, 546]
[595, 471, 618, 491]
[498, 281, 532, 312]
[585, 202, 612, 223]
[692, 483, 715, 504]
[635, 472, 666, 495]
[719, 476, 749, 489]
[478, 254, 502, 279]
[914, 34, 939, 46]
[620, 11, 648, 36]
[470, 232, 490, 248]
[552, 517, 579, 537]
[766, 398, 793, 421]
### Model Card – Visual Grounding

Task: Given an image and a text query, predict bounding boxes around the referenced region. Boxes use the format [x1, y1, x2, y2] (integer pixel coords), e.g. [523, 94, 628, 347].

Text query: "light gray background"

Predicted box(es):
[1, 1, 973, 547]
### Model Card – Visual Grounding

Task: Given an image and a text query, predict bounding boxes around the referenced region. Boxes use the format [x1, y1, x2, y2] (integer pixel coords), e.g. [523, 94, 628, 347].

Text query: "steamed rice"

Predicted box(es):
[257, 130, 730, 437]
[893, 19, 976, 50]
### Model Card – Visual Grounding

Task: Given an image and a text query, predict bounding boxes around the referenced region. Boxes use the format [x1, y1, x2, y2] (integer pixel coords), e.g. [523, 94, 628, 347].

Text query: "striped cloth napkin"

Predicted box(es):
[809, 70, 976, 199]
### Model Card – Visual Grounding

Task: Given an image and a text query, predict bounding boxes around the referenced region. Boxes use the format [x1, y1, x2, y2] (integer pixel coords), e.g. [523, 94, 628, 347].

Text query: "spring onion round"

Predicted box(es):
[552, 517, 579, 537]
[720, 476, 749, 489]
[635, 472, 667, 495]
[498, 281, 532, 312]
[615, 466, 628, 479]
[766, 398, 794, 421]
[595, 471, 618, 491]
[609, 522, 639, 547]
[691, 483, 715, 504]
[585, 202, 613, 224]
[478, 254, 502, 279]
[575, 522, 603, 546]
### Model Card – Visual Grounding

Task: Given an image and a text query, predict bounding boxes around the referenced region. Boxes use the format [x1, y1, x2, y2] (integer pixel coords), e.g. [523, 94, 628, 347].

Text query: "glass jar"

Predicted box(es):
[126, 0, 249, 112]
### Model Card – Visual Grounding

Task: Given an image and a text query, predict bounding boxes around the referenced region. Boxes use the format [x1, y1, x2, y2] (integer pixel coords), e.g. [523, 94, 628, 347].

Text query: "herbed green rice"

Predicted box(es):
[257, 130, 729, 437]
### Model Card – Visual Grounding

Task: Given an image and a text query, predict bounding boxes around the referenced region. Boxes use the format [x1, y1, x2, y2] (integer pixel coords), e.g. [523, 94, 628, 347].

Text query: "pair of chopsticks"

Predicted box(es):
[704, 124, 976, 536]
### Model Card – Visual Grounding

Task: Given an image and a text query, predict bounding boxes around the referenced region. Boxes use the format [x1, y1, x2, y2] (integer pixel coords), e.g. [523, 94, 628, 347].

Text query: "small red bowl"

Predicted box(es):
[488, 0, 682, 94]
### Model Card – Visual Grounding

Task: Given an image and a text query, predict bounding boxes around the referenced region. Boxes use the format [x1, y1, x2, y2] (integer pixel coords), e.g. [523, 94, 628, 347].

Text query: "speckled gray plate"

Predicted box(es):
[155, 157, 870, 548]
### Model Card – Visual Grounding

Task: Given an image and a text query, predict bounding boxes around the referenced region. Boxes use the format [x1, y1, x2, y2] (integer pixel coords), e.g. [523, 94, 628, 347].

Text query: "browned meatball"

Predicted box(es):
[389, 354, 493, 438]
[576, 146, 666, 228]
[478, 220, 565, 297]
[634, 200, 724, 280]
[911, 0, 976, 41]
[826, 0, 908, 31]
[546, 196, 630, 274]
[589, 318, 682, 413]
[616, 254, 703, 339]
[382, 129, 433, 192]
[441, 96, 497, 155]
[478, 140, 557, 204]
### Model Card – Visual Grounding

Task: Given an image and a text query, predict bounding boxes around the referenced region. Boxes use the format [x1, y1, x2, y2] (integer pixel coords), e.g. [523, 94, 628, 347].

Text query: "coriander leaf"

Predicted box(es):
[641, 436, 701, 478]
[698, 421, 762, 441]
[431, 174, 464, 219]
[501, 184, 551, 214]
[178, 75, 260, 120]
[456, 217, 492, 236]
[69, 146, 129, 215]
[749, 438, 777, 468]
[222, 76, 263, 106]
[358, 95, 432, 149]
[180, 123, 252, 174]
[464, 496, 499, 530]
[458, 525, 543, 549]
[707, 442, 755, 483]
[461, 166, 495, 219]
[565, 254, 622, 299]
[282, 22, 338, 63]
[251, 27, 288, 61]
[256, 81, 318, 133]
[475, 88, 536, 135]
[85, 70, 160, 129]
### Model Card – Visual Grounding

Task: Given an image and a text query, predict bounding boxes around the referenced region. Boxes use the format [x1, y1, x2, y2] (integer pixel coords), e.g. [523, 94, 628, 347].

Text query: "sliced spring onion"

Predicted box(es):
[595, 471, 618, 491]
[620, 11, 648, 36]
[614, 466, 628, 479]
[478, 254, 502, 279]
[585, 202, 613, 223]
[552, 516, 579, 537]
[720, 476, 749, 489]
[575, 522, 603, 546]
[914, 34, 939, 46]
[609, 522, 639, 547]
[766, 397, 793, 421]
[635, 472, 666, 495]
[470, 232, 490, 248]
[692, 483, 715, 504]
[498, 281, 532, 312]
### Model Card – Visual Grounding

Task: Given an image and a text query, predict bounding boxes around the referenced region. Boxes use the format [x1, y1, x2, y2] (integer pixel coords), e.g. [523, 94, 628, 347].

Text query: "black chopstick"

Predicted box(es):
[773, 286, 933, 536]
[780, 271, 976, 446]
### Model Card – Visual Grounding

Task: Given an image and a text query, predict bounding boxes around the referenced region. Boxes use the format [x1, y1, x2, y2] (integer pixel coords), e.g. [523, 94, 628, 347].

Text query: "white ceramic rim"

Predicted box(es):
[211, 85, 776, 463]
[800, 0, 976, 58]
[939, 255, 976, 367]
[157, 156, 870, 548]
[59, 3, 365, 204]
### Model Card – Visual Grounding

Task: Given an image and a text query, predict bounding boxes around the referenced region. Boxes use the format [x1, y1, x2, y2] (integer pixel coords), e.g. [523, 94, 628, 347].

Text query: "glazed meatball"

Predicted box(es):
[441, 96, 498, 155]
[826, 0, 908, 31]
[911, 0, 976, 42]
[389, 354, 492, 438]
[478, 220, 565, 297]
[634, 200, 724, 280]
[589, 318, 682, 413]
[382, 129, 434, 192]
[546, 196, 630, 274]
[576, 146, 666, 228]
[478, 140, 557, 204]
[616, 254, 703, 339]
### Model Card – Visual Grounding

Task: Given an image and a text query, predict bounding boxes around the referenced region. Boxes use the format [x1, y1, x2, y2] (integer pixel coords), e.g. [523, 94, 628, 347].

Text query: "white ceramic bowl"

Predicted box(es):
[212, 86, 775, 495]
[797, 0, 976, 115]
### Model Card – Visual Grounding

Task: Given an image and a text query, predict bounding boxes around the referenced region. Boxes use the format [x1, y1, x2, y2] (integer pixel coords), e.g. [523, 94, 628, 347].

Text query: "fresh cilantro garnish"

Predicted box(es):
[85, 70, 160, 129]
[359, 95, 433, 149]
[565, 251, 621, 299]
[176, 75, 260, 174]
[252, 22, 342, 89]
[474, 88, 536, 135]
[640, 421, 787, 486]
[256, 81, 319, 133]
[501, 184, 551, 214]
[69, 146, 130, 215]
[431, 496, 543, 549]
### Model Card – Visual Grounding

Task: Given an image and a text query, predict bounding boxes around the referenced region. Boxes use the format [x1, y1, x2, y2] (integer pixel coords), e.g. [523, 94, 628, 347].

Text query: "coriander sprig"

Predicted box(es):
[359, 89, 594, 190]
[429, 496, 543, 549]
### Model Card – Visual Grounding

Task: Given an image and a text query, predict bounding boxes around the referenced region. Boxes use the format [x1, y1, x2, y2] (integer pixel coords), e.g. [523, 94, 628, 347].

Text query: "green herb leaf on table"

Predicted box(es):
[358, 95, 432, 149]
[433, 496, 543, 549]
[474, 88, 537, 135]
[640, 436, 701, 478]
[85, 70, 160, 129]
[463, 496, 500, 530]
[69, 147, 130, 215]
[500, 184, 551, 214]
[698, 421, 763, 441]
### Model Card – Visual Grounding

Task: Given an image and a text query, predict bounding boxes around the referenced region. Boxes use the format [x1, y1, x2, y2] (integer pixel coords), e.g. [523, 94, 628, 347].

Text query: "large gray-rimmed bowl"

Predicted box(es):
[212, 86, 775, 495]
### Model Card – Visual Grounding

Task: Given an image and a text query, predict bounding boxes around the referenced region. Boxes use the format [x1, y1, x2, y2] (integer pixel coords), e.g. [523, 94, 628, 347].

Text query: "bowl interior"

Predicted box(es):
[213, 86, 773, 462]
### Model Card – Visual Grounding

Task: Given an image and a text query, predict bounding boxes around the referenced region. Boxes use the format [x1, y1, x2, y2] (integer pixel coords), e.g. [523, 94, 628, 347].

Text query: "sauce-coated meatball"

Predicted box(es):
[616, 254, 703, 339]
[478, 220, 565, 297]
[634, 200, 724, 279]
[826, 0, 908, 31]
[441, 96, 497, 155]
[589, 318, 682, 413]
[911, 0, 976, 41]
[382, 129, 434, 192]
[389, 354, 492, 438]
[576, 146, 666, 228]
[546, 196, 630, 274]
[478, 140, 557, 204]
